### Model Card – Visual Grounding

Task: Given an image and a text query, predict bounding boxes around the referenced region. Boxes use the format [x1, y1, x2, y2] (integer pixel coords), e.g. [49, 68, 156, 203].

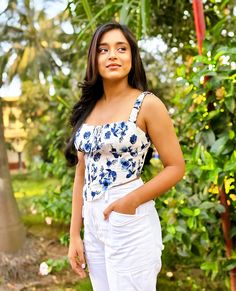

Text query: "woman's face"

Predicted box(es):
[97, 29, 132, 81]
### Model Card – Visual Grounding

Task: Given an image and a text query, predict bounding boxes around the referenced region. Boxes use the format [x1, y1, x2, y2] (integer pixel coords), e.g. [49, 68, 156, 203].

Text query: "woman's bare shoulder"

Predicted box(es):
[143, 92, 168, 115]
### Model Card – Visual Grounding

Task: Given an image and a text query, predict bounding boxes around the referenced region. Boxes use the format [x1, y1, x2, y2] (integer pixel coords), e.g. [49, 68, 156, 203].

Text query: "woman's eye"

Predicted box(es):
[117, 47, 126, 52]
[98, 48, 108, 53]
[97, 47, 126, 54]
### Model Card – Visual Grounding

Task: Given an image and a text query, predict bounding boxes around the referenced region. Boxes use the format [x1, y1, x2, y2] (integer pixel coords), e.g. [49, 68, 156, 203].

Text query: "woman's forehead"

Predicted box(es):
[99, 29, 129, 45]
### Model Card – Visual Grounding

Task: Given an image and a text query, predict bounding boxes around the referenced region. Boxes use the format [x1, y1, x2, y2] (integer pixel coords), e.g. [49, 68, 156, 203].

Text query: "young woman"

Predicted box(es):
[65, 22, 185, 291]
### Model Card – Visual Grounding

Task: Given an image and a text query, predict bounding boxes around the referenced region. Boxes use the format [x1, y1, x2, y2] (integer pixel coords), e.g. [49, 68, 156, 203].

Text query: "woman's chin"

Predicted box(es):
[102, 74, 129, 82]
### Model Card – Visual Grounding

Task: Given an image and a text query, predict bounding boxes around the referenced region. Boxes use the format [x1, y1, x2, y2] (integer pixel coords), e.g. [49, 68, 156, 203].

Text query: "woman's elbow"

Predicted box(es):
[177, 158, 186, 181]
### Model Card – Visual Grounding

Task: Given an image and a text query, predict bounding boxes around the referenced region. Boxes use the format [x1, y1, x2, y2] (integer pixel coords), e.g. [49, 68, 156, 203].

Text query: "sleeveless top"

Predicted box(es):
[74, 91, 152, 201]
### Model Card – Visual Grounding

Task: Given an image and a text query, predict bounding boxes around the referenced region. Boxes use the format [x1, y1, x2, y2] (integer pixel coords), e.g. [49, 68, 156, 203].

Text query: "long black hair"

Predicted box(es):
[65, 21, 152, 166]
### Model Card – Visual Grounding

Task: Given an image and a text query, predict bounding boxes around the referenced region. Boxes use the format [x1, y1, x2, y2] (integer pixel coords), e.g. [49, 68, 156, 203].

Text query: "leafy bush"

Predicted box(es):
[157, 16, 236, 284]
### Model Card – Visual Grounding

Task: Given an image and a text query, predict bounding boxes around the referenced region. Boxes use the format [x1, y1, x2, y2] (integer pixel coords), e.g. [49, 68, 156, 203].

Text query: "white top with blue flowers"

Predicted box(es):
[74, 91, 151, 201]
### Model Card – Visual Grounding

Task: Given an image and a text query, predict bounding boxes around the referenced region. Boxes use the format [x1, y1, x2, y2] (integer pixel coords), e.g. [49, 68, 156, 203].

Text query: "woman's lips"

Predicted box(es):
[106, 64, 121, 69]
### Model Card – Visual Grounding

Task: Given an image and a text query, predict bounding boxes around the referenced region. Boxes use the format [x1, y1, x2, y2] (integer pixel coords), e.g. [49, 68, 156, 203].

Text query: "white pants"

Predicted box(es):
[82, 178, 164, 291]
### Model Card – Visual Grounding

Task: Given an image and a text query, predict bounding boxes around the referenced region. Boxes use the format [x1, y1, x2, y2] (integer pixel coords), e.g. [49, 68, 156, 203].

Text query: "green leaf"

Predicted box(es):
[206, 110, 220, 120]
[230, 226, 236, 239]
[176, 66, 185, 77]
[201, 130, 215, 147]
[229, 130, 235, 140]
[81, 0, 94, 22]
[210, 136, 228, 155]
[199, 201, 215, 209]
[183, 84, 193, 95]
[224, 155, 236, 171]
[201, 150, 215, 170]
[176, 225, 187, 233]
[215, 204, 225, 213]
[201, 261, 218, 272]
[214, 47, 236, 61]
[119, 0, 132, 24]
[187, 217, 194, 229]
[141, 0, 150, 35]
[225, 97, 235, 113]
[56, 95, 70, 109]
[73, 3, 122, 46]
[163, 233, 173, 243]
[205, 71, 217, 77]
[181, 208, 193, 216]
[224, 259, 236, 271]
[167, 225, 176, 235]
[193, 208, 201, 216]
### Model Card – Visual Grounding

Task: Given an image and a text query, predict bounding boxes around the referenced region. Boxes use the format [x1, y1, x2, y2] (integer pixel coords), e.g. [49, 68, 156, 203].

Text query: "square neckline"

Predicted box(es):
[83, 91, 147, 128]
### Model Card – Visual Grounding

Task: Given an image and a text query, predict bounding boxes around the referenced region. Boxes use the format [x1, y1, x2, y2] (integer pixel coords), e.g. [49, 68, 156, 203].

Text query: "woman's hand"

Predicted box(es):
[68, 236, 87, 278]
[103, 195, 138, 219]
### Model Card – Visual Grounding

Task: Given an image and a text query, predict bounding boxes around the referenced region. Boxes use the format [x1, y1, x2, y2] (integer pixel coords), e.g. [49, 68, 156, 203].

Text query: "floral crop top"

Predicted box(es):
[74, 91, 152, 201]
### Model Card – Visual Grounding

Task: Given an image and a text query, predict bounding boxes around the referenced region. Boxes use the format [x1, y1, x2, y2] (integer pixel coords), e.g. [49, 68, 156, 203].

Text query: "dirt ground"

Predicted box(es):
[0, 225, 84, 291]
[0, 221, 226, 291]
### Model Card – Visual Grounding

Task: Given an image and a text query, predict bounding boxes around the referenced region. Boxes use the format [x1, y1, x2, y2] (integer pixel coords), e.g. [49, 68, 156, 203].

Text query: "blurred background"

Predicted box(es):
[0, 0, 235, 290]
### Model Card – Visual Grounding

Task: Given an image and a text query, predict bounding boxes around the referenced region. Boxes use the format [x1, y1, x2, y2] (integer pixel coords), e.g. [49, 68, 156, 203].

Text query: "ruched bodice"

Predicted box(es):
[74, 91, 152, 201]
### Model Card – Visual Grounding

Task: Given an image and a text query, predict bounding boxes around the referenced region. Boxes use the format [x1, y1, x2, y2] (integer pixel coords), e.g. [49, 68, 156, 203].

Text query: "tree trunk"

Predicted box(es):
[0, 101, 25, 253]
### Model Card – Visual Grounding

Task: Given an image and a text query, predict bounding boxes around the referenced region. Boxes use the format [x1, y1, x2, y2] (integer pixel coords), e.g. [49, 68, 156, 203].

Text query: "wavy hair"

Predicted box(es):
[65, 22, 150, 166]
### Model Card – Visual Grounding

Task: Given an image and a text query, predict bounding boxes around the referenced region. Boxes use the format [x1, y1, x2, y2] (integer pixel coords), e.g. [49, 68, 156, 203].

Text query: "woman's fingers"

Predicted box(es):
[103, 203, 114, 220]
[77, 248, 86, 268]
[68, 237, 87, 278]
[69, 256, 87, 278]
[68, 246, 87, 278]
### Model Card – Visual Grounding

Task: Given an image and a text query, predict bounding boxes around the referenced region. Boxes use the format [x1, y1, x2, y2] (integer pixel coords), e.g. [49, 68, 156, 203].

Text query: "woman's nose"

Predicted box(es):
[108, 49, 117, 59]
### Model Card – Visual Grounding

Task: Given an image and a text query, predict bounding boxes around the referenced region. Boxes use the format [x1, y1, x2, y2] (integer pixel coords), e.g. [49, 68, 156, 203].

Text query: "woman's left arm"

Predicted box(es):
[103, 94, 185, 218]
[128, 94, 185, 207]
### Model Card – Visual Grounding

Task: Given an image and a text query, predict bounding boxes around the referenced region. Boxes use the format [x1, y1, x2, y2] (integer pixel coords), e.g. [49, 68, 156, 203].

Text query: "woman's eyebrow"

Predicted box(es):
[98, 41, 128, 46]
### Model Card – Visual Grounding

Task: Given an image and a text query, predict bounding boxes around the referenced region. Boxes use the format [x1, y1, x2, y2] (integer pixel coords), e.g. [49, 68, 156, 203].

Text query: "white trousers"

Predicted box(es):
[82, 178, 164, 291]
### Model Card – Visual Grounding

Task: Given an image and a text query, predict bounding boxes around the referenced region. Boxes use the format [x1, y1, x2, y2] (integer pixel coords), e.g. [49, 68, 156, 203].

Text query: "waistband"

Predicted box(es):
[84, 177, 144, 204]
[104, 177, 143, 202]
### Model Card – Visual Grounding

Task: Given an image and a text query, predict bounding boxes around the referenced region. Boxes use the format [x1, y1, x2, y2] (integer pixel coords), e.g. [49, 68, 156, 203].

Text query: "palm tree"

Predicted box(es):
[0, 0, 67, 253]
[69, 0, 194, 47]
[0, 101, 26, 252]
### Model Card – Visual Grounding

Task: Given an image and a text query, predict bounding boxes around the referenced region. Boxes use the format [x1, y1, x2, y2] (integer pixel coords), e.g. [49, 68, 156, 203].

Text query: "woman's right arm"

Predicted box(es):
[68, 151, 87, 278]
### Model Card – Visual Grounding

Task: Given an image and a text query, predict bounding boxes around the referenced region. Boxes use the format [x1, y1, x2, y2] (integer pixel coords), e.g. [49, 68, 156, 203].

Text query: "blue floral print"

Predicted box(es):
[99, 167, 117, 189]
[74, 91, 152, 201]
[84, 131, 91, 139]
[90, 163, 98, 181]
[84, 141, 92, 152]
[105, 131, 111, 139]
[94, 153, 101, 161]
[106, 159, 117, 167]
[130, 134, 137, 144]
[111, 122, 128, 142]
[120, 158, 137, 178]
[111, 147, 121, 159]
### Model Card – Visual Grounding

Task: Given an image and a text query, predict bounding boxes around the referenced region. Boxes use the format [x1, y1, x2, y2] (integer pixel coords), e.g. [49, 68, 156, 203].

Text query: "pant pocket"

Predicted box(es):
[109, 210, 145, 226]
[107, 211, 159, 272]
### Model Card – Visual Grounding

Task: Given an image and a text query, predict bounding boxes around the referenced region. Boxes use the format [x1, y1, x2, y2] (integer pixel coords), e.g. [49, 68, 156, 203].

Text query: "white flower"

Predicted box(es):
[30, 205, 37, 215]
[166, 271, 173, 278]
[39, 262, 50, 276]
[45, 217, 52, 225]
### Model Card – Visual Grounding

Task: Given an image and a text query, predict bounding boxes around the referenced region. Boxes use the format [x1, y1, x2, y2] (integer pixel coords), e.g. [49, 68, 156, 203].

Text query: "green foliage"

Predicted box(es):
[162, 13, 236, 283]
[12, 172, 58, 198]
[72, 278, 93, 291]
[69, 0, 227, 52]
[3, 0, 236, 287]
[45, 256, 69, 274]
[59, 232, 70, 247]
[33, 175, 73, 224]
[141, 157, 163, 182]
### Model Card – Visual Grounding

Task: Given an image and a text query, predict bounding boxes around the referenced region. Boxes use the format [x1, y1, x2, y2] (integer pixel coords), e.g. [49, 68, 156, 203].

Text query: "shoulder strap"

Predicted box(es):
[128, 91, 151, 123]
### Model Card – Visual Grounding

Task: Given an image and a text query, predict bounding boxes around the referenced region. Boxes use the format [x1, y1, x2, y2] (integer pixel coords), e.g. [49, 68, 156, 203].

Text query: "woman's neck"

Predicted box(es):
[102, 79, 133, 102]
